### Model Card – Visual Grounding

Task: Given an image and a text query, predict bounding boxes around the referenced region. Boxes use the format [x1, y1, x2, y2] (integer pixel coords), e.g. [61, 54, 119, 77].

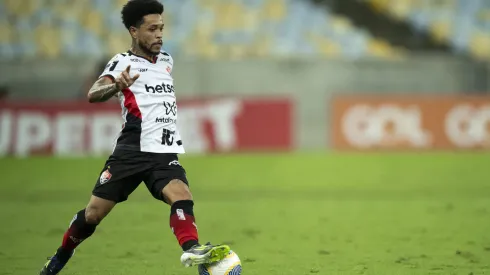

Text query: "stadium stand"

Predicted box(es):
[364, 0, 490, 60]
[3, 0, 488, 61]
[0, 0, 405, 60]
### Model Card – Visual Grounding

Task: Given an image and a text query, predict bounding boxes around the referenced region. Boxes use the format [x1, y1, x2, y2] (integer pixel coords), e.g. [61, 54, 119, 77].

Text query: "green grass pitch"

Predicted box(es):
[1, 152, 489, 275]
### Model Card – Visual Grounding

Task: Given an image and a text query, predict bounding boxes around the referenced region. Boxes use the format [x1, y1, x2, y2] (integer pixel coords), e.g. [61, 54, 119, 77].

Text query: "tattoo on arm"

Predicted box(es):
[88, 77, 119, 103]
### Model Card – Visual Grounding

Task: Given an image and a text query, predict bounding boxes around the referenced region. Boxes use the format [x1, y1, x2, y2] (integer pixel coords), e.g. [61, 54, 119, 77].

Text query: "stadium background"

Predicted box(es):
[1, 0, 490, 274]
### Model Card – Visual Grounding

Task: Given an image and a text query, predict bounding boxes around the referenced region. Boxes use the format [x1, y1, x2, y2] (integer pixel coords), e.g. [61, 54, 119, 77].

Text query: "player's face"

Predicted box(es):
[135, 14, 164, 55]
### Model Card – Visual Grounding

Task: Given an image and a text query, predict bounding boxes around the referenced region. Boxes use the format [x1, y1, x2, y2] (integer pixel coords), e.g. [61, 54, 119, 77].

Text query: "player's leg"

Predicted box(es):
[143, 154, 230, 267]
[40, 151, 145, 275]
[39, 196, 116, 275]
[163, 180, 230, 267]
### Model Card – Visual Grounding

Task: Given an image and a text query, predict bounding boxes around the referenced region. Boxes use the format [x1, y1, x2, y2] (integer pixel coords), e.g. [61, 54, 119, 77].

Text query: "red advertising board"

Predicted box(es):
[331, 95, 490, 150]
[0, 97, 292, 156]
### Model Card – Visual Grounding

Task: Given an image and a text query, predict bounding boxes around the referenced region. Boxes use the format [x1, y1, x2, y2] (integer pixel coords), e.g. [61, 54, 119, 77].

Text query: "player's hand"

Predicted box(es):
[115, 65, 140, 90]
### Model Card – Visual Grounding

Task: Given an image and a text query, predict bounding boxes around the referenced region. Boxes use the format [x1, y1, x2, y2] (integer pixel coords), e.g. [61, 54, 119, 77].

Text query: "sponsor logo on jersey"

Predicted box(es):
[130, 58, 143, 63]
[160, 58, 170, 62]
[163, 101, 177, 115]
[138, 68, 148, 72]
[145, 83, 175, 94]
[155, 117, 176, 123]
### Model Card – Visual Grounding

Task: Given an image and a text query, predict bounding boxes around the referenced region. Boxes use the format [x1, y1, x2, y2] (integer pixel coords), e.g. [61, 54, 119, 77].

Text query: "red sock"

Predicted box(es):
[61, 209, 97, 251]
[170, 200, 199, 251]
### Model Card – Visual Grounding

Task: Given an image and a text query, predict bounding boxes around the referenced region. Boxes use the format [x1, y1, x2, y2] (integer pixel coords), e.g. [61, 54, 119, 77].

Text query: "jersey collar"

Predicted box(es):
[127, 50, 158, 64]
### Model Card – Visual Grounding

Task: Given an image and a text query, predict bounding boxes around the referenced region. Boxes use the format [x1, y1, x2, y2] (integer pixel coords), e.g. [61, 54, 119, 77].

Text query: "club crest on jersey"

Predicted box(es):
[99, 168, 112, 184]
[166, 66, 171, 74]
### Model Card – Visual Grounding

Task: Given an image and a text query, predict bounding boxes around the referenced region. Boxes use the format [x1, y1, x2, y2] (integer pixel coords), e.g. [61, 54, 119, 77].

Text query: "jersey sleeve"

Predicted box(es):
[160, 51, 174, 75]
[169, 55, 174, 74]
[167, 53, 174, 69]
[99, 54, 127, 81]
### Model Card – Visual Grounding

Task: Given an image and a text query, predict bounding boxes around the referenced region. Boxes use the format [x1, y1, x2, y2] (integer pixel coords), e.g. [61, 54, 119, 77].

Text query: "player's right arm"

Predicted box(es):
[87, 76, 120, 103]
[87, 57, 140, 103]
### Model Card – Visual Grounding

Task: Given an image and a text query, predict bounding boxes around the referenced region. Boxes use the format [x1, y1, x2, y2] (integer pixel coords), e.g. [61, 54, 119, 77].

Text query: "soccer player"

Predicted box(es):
[39, 1, 230, 274]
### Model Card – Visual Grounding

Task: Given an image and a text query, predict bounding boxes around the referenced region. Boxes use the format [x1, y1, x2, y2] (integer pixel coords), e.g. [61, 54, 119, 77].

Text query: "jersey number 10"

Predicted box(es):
[161, 128, 174, 146]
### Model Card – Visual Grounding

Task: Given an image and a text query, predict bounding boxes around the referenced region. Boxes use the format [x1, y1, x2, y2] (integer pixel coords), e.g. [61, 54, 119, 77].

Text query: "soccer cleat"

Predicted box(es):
[180, 242, 230, 267]
[39, 249, 75, 275]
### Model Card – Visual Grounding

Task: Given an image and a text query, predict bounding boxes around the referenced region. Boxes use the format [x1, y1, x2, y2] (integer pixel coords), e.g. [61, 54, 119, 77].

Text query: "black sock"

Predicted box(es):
[182, 240, 199, 251]
[60, 209, 97, 252]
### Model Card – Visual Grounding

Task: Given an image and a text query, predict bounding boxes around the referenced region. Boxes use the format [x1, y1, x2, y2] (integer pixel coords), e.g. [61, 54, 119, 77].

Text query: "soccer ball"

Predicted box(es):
[198, 250, 242, 275]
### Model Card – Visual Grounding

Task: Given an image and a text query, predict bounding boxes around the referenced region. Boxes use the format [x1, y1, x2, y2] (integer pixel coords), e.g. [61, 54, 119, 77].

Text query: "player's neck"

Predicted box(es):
[129, 44, 156, 62]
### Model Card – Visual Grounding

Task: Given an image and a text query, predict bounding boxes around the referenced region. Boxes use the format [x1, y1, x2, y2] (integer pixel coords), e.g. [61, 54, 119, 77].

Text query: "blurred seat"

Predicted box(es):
[80, 9, 104, 37]
[263, 0, 286, 22]
[34, 24, 61, 58]
[4, 0, 41, 18]
[0, 20, 13, 45]
[367, 38, 402, 59]
[469, 32, 490, 59]
[308, 33, 342, 57]
[429, 21, 452, 43]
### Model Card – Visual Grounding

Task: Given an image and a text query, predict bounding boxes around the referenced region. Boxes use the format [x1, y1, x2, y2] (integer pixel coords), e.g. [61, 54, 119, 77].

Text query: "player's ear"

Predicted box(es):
[129, 26, 138, 39]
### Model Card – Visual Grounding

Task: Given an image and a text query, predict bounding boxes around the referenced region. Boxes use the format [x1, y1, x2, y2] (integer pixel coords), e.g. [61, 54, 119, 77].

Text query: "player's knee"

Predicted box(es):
[162, 179, 192, 204]
[84, 195, 115, 224]
[85, 205, 106, 224]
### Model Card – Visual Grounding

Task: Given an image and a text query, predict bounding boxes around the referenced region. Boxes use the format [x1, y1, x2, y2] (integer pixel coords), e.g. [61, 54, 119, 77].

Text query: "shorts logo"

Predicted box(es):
[100, 168, 112, 184]
[176, 209, 186, 220]
[169, 160, 181, 166]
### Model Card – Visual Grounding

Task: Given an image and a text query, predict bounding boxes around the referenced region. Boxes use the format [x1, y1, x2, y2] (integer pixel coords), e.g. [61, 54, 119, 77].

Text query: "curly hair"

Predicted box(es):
[121, 0, 164, 30]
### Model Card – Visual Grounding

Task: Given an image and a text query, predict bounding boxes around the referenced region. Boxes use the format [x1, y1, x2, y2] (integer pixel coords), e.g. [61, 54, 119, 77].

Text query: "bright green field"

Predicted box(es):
[1, 152, 490, 275]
